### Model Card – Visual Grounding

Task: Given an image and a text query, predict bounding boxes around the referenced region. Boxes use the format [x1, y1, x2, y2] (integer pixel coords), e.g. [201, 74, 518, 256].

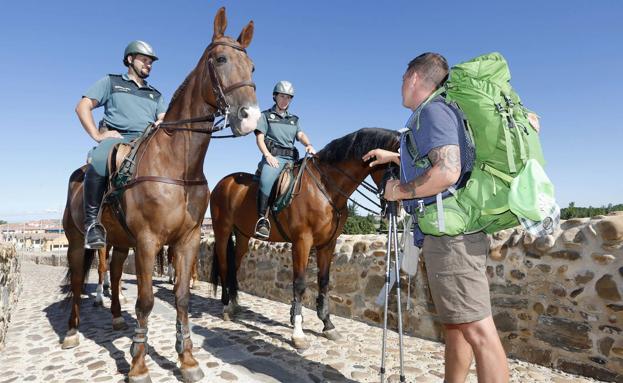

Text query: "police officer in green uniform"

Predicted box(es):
[76, 40, 167, 249]
[254, 81, 315, 239]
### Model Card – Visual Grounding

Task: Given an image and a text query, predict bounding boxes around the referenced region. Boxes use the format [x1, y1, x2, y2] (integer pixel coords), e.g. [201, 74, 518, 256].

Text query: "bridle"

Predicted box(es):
[158, 40, 256, 135]
[114, 40, 256, 191]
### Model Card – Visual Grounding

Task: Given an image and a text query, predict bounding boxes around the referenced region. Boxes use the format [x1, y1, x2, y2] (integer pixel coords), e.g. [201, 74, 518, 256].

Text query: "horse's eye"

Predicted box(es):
[216, 56, 227, 64]
[251, 65, 255, 73]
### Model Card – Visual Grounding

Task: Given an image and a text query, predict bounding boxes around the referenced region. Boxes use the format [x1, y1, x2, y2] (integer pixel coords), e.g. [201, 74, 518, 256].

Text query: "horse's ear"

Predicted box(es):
[213, 7, 227, 40]
[237, 20, 254, 49]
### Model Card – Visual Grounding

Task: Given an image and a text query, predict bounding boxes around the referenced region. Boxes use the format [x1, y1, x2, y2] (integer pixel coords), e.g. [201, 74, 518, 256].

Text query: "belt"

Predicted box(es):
[270, 146, 296, 157]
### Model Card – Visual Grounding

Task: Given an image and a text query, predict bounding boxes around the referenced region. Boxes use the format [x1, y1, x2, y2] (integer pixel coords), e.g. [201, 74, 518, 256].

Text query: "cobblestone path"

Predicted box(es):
[0, 261, 602, 382]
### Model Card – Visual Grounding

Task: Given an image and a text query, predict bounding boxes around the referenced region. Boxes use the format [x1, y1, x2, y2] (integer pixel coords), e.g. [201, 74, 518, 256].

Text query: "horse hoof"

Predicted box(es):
[223, 312, 232, 321]
[181, 366, 205, 383]
[128, 373, 152, 383]
[61, 332, 80, 349]
[93, 299, 104, 307]
[292, 336, 310, 351]
[323, 328, 342, 341]
[112, 317, 128, 330]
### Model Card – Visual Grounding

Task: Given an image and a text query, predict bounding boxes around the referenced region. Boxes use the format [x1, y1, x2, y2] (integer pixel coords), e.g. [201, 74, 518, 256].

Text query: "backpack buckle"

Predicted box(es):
[417, 200, 425, 217]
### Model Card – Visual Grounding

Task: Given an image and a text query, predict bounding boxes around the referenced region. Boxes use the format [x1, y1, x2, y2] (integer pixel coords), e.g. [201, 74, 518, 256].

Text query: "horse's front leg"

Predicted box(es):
[128, 240, 158, 383]
[290, 236, 312, 351]
[172, 233, 204, 383]
[316, 243, 342, 341]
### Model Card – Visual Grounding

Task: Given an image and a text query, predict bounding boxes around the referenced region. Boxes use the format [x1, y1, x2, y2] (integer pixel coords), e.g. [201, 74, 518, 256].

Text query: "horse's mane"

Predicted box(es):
[316, 128, 400, 164]
[167, 73, 193, 113]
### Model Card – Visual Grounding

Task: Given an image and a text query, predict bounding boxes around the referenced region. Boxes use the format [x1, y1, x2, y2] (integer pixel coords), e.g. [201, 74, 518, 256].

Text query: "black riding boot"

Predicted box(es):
[83, 165, 107, 249]
[254, 193, 271, 239]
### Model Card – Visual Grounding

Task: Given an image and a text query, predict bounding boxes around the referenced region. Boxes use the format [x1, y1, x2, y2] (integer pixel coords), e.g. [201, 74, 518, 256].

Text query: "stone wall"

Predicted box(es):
[0, 243, 21, 350]
[197, 213, 623, 381]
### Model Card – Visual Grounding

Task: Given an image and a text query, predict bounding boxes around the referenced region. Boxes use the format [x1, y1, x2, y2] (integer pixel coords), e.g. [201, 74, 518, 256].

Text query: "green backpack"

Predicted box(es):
[417, 52, 552, 235]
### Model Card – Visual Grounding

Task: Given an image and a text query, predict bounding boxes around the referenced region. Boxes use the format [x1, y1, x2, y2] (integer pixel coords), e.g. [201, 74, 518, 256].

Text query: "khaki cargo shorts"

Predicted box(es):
[422, 232, 491, 324]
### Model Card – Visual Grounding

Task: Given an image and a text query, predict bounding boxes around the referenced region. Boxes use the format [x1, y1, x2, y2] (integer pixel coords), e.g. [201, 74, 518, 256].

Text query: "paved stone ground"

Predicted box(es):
[0, 260, 604, 383]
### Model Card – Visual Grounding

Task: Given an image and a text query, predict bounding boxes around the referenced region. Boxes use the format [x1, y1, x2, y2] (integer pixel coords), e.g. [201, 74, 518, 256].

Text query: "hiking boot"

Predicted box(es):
[254, 217, 270, 239]
[83, 165, 107, 249]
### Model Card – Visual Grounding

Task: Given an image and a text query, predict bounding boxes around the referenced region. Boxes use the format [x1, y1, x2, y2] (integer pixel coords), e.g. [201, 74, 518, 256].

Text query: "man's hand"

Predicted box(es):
[362, 149, 399, 167]
[96, 130, 123, 142]
[265, 154, 280, 168]
[383, 179, 402, 201]
[305, 144, 316, 155]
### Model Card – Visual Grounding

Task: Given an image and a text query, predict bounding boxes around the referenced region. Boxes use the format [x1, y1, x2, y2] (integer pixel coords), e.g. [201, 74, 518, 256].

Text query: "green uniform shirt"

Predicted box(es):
[84, 73, 167, 132]
[255, 105, 301, 149]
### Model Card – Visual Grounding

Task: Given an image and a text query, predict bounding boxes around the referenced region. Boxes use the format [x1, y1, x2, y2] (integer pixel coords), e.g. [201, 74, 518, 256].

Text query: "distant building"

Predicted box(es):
[1, 219, 67, 251]
[201, 217, 213, 237]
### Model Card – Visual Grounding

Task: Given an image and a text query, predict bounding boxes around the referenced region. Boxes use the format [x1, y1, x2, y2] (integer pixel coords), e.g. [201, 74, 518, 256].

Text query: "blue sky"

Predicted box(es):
[0, 1, 621, 222]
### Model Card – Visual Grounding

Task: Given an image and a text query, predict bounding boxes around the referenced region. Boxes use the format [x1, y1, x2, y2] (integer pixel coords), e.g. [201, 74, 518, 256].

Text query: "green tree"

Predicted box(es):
[561, 202, 623, 219]
[0, 220, 7, 225]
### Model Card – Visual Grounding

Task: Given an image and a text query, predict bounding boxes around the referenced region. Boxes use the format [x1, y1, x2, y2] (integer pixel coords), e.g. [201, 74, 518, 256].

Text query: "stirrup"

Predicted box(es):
[84, 222, 107, 249]
[254, 217, 271, 239]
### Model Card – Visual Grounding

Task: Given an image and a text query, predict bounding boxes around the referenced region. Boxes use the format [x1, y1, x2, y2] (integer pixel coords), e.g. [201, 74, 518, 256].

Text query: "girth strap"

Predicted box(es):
[126, 176, 208, 188]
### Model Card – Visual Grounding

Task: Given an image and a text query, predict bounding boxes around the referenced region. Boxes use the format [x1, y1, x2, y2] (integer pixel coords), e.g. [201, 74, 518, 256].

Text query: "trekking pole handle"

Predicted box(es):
[380, 164, 399, 218]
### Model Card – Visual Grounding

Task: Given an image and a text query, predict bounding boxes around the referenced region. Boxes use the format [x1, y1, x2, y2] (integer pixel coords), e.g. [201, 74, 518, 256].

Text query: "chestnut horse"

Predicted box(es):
[209, 128, 399, 350]
[62, 8, 259, 382]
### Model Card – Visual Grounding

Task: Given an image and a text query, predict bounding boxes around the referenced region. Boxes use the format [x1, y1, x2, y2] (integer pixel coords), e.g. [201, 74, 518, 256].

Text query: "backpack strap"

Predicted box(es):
[504, 94, 528, 164]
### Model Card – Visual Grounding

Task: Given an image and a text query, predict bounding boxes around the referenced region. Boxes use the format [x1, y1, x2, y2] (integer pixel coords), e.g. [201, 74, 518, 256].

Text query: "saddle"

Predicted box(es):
[255, 158, 307, 214]
[272, 162, 296, 213]
[104, 124, 158, 199]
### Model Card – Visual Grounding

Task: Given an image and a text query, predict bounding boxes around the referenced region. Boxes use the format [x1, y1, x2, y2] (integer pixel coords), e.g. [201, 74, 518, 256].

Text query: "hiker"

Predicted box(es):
[76, 40, 166, 249]
[253, 80, 315, 239]
[363, 52, 509, 382]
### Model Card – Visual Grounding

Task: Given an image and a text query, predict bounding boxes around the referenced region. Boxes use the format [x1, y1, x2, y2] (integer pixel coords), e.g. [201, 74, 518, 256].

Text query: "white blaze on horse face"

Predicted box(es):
[238, 105, 260, 135]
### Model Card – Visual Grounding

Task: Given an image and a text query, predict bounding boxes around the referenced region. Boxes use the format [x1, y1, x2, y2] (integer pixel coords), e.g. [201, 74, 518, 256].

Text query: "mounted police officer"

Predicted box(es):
[75, 40, 167, 249]
[254, 81, 315, 239]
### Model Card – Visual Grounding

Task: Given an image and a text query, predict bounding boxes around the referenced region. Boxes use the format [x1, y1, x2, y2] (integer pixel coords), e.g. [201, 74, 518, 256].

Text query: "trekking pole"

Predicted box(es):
[380, 199, 393, 383]
[391, 200, 406, 382]
[379, 167, 406, 383]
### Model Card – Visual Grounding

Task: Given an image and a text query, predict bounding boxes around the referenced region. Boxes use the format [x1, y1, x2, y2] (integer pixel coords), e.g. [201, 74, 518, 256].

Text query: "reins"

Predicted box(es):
[123, 39, 255, 188]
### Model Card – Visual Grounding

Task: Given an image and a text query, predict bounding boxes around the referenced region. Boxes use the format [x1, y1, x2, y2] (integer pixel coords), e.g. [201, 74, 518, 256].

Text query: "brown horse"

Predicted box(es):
[209, 128, 399, 350]
[62, 7, 258, 383]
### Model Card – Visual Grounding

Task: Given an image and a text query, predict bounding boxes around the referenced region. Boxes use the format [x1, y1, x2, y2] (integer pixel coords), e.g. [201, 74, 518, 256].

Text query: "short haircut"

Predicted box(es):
[406, 53, 449, 89]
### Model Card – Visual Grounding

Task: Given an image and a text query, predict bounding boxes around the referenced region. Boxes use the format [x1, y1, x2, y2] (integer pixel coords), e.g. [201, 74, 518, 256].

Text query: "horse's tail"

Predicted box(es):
[62, 248, 96, 305]
[210, 242, 220, 294]
[210, 233, 238, 302]
[156, 247, 165, 276]
[226, 234, 238, 302]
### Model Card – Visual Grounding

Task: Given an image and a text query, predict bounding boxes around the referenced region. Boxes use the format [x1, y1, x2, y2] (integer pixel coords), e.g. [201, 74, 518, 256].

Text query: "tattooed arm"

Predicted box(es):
[384, 144, 461, 201]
